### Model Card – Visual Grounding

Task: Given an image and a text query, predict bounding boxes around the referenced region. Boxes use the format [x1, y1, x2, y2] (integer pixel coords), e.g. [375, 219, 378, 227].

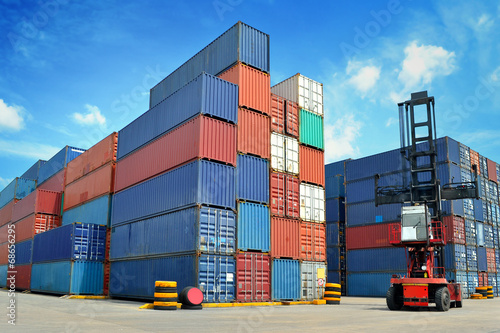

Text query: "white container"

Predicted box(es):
[300, 183, 325, 222]
[271, 133, 299, 175]
[300, 261, 326, 300]
[271, 74, 323, 116]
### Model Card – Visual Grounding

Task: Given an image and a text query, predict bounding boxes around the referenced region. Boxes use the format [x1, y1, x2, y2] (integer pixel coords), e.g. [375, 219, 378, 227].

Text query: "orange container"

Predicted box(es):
[470, 149, 480, 174]
[299, 145, 325, 186]
[63, 162, 115, 211]
[66, 132, 118, 186]
[13, 264, 31, 290]
[271, 93, 299, 138]
[37, 169, 65, 192]
[487, 159, 497, 182]
[237, 108, 270, 159]
[0, 242, 8, 264]
[0, 224, 9, 244]
[270, 172, 299, 218]
[270, 217, 300, 259]
[115, 115, 236, 192]
[11, 189, 62, 223]
[0, 199, 17, 227]
[300, 221, 326, 261]
[218, 62, 270, 115]
[14, 213, 61, 243]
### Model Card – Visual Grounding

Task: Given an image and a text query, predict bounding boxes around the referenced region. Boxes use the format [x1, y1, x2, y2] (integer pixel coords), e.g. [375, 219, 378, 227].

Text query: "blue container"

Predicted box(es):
[109, 254, 235, 302]
[236, 155, 269, 204]
[346, 171, 409, 203]
[347, 248, 407, 272]
[118, 73, 238, 160]
[271, 259, 300, 301]
[477, 246, 487, 272]
[325, 160, 347, 177]
[484, 224, 494, 248]
[21, 159, 46, 181]
[467, 272, 478, 295]
[465, 219, 477, 246]
[346, 201, 403, 226]
[325, 175, 345, 199]
[0, 177, 36, 209]
[38, 146, 85, 185]
[474, 200, 484, 222]
[326, 198, 345, 222]
[476, 222, 485, 247]
[110, 206, 236, 260]
[15, 239, 32, 265]
[327, 270, 342, 284]
[443, 244, 467, 271]
[327, 246, 345, 270]
[445, 270, 468, 297]
[466, 246, 478, 271]
[463, 198, 474, 219]
[326, 222, 345, 246]
[0, 265, 7, 288]
[149, 22, 269, 108]
[237, 202, 270, 252]
[111, 160, 235, 226]
[62, 195, 112, 226]
[31, 261, 104, 295]
[32, 223, 107, 263]
[493, 226, 499, 248]
[347, 272, 405, 297]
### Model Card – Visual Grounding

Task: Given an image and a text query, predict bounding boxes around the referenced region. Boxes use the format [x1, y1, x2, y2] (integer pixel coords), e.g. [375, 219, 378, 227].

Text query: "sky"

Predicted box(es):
[1, 0, 499, 188]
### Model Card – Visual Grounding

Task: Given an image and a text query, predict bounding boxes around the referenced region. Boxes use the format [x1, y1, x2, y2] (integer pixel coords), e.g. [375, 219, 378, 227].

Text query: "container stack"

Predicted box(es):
[37, 146, 86, 192]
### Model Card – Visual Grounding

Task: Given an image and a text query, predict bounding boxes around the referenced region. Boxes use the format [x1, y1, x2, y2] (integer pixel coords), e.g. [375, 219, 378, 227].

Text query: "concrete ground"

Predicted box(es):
[0, 290, 499, 332]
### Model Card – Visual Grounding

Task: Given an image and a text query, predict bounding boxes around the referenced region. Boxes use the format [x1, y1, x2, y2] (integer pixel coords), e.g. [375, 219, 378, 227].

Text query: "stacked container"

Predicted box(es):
[37, 146, 85, 192]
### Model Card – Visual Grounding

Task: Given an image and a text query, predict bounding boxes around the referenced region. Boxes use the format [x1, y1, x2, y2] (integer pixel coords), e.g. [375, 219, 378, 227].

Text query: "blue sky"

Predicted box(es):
[1, 0, 499, 188]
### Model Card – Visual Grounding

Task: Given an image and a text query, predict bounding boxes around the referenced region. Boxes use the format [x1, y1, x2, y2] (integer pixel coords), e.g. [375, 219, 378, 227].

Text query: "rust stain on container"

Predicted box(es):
[270, 217, 300, 260]
[237, 108, 271, 159]
[299, 145, 325, 187]
[300, 221, 326, 261]
[270, 172, 299, 218]
[271, 93, 299, 138]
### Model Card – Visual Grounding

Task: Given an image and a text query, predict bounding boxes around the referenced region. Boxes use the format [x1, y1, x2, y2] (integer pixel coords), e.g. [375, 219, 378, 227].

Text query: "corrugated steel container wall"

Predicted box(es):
[111, 160, 235, 226]
[345, 223, 393, 250]
[37, 169, 65, 192]
[271, 74, 323, 116]
[327, 246, 346, 271]
[484, 224, 494, 248]
[237, 108, 271, 159]
[325, 160, 348, 178]
[445, 270, 468, 298]
[31, 261, 104, 295]
[110, 206, 236, 260]
[300, 261, 326, 300]
[237, 203, 270, 252]
[326, 198, 345, 222]
[299, 145, 325, 187]
[116, 116, 237, 192]
[463, 198, 474, 219]
[326, 222, 345, 247]
[327, 270, 346, 286]
[347, 272, 405, 297]
[270, 93, 299, 137]
[62, 195, 112, 226]
[21, 159, 46, 181]
[486, 248, 496, 272]
[32, 223, 107, 263]
[444, 244, 467, 271]
[63, 163, 115, 211]
[270, 172, 299, 218]
[271, 259, 300, 301]
[12, 264, 31, 290]
[237, 155, 269, 204]
[15, 239, 32, 265]
[478, 272, 489, 287]
[236, 253, 271, 302]
[467, 272, 478, 294]
[300, 221, 326, 261]
[0, 199, 17, 227]
[459, 143, 470, 168]
[38, 146, 85, 185]
[346, 172, 409, 203]
[474, 199, 484, 221]
[299, 109, 324, 150]
[14, 213, 61, 243]
[119, 73, 238, 161]
[66, 133, 117, 185]
[109, 254, 235, 302]
[467, 245, 478, 271]
[0, 224, 9, 243]
[270, 217, 300, 259]
[218, 62, 270, 115]
[477, 221, 485, 247]
[325, 175, 345, 199]
[0, 265, 6, 287]
[0, 177, 36, 209]
[443, 215, 466, 245]
[0, 244, 8, 265]
[271, 133, 299, 175]
[470, 149, 480, 174]
[149, 22, 269, 108]
[477, 246, 487, 272]
[347, 247, 407, 272]
[346, 201, 402, 226]
[300, 183, 325, 222]
[11, 189, 62, 223]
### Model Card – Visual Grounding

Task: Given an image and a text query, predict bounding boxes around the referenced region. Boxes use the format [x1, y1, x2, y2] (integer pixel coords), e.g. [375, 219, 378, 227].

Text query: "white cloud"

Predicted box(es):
[0, 140, 60, 160]
[476, 14, 494, 30]
[346, 61, 381, 95]
[324, 114, 362, 163]
[398, 41, 456, 91]
[0, 99, 25, 131]
[73, 104, 106, 126]
[386, 117, 398, 127]
[0, 177, 12, 188]
[491, 66, 500, 82]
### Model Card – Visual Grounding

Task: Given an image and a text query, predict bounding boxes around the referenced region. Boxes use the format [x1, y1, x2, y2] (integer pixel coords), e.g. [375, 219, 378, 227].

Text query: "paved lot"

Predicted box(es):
[1, 290, 499, 332]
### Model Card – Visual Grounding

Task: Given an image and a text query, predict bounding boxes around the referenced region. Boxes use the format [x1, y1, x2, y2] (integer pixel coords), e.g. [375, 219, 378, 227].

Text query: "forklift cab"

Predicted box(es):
[400, 206, 431, 242]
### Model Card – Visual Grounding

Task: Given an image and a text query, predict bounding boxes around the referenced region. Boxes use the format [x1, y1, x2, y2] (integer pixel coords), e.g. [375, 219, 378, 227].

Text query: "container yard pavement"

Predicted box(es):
[2, 291, 499, 332]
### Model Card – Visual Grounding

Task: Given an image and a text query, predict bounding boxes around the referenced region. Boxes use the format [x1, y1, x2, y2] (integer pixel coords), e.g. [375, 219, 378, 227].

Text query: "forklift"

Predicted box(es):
[375, 91, 479, 311]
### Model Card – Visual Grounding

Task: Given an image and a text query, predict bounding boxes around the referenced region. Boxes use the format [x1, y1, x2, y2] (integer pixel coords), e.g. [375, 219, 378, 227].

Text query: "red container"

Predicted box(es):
[13, 264, 31, 290]
[487, 159, 497, 182]
[218, 62, 270, 115]
[14, 213, 61, 243]
[470, 149, 480, 174]
[299, 145, 325, 187]
[270, 217, 300, 259]
[103, 261, 110, 296]
[11, 189, 62, 223]
[270, 172, 299, 218]
[0, 199, 17, 227]
[478, 272, 488, 287]
[236, 252, 271, 302]
[345, 223, 395, 250]
[300, 221, 326, 261]
[38, 169, 65, 192]
[486, 248, 496, 272]
[115, 115, 236, 192]
[0, 224, 8, 244]
[66, 132, 118, 186]
[442, 215, 465, 245]
[237, 108, 270, 159]
[63, 162, 115, 211]
[0, 242, 8, 264]
[271, 93, 299, 138]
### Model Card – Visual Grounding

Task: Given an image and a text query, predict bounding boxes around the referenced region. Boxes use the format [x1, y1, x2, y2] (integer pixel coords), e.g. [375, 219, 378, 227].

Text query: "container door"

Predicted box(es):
[300, 262, 326, 300]
[298, 75, 323, 116]
[477, 222, 485, 247]
[198, 255, 235, 303]
[285, 136, 299, 175]
[271, 133, 285, 172]
[236, 253, 270, 302]
[300, 183, 312, 221]
[199, 207, 236, 255]
[270, 172, 285, 216]
[271, 94, 285, 134]
[286, 175, 300, 219]
[312, 185, 325, 222]
[285, 100, 299, 137]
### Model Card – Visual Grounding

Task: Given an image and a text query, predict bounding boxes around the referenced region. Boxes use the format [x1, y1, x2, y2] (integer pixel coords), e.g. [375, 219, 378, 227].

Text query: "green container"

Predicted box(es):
[299, 109, 324, 150]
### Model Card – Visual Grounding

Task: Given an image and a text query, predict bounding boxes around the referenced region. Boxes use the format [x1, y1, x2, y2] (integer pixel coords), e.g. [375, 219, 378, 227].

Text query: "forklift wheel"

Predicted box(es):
[435, 287, 451, 312]
[386, 286, 404, 311]
[455, 301, 462, 308]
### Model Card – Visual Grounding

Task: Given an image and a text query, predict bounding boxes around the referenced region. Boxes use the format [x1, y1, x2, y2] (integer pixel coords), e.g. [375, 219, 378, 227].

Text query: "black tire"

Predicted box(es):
[179, 287, 204, 306]
[154, 297, 178, 303]
[325, 287, 341, 292]
[435, 286, 451, 312]
[456, 301, 462, 308]
[155, 287, 177, 294]
[181, 304, 203, 310]
[386, 286, 403, 311]
[154, 305, 177, 311]
[326, 300, 340, 305]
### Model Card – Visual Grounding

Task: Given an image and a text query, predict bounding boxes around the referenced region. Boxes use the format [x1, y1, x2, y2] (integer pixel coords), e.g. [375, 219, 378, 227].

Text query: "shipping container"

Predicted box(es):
[0, 224, 9, 244]
[300, 183, 325, 222]
[326, 222, 345, 246]
[236, 252, 271, 302]
[271, 133, 299, 175]
[480, 156, 488, 177]
[14, 239, 32, 265]
[299, 109, 324, 150]
[62, 195, 112, 226]
[325, 175, 345, 199]
[110, 206, 236, 260]
[66, 133, 117, 185]
[236, 155, 269, 204]
[111, 160, 235, 226]
[32, 223, 106, 263]
[218, 62, 270, 115]
[445, 270, 468, 298]
[478, 272, 488, 287]
[299, 145, 325, 187]
[270, 172, 299, 218]
[484, 224, 494, 248]
[477, 221, 485, 247]
[11, 189, 62, 223]
[12, 264, 31, 290]
[346, 201, 402, 226]
[459, 143, 470, 169]
[325, 160, 347, 178]
[477, 246, 487, 272]
[345, 223, 393, 250]
[300, 261, 326, 300]
[270, 93, 299, 137]
[467, 271, 478, 295]
[486, 248, 496, 272]
[467, 246, 478, 271]
[271, 259, 300, 301]
[237, 202, 270, 252]
[38, 146, 85, 185]
[327, 246, 346, 271]
[326, 198, 345, 222]
[21, 160, 46, 181]
[347, 247, 406, 272]
[443, 244, 467, 271]
[0, 199, 17, 227]
[237, 108, 271, 159]
[0, 177, 36, 209]
[347, 272, 405, 297]
[271, 74, 323, 116]
[443, 215, 466, 245]
[300, 221, 326, 261]
[13, 213, 61, 243]
[487, 273, 497, 296]
[270, 217, 300, 259]
[0, 265, 7, 287]
[465, 218, 477, 246]
[109, 254, 235, 302]
[31, 260, 104, 295]
[494, 226, 499, 247]
[463, 198, 474, 219]
[0, 243, 8, 265]
[150, 22, 269, 107]
[470, 149, 480, 174]
[37, 169, 65, 192]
